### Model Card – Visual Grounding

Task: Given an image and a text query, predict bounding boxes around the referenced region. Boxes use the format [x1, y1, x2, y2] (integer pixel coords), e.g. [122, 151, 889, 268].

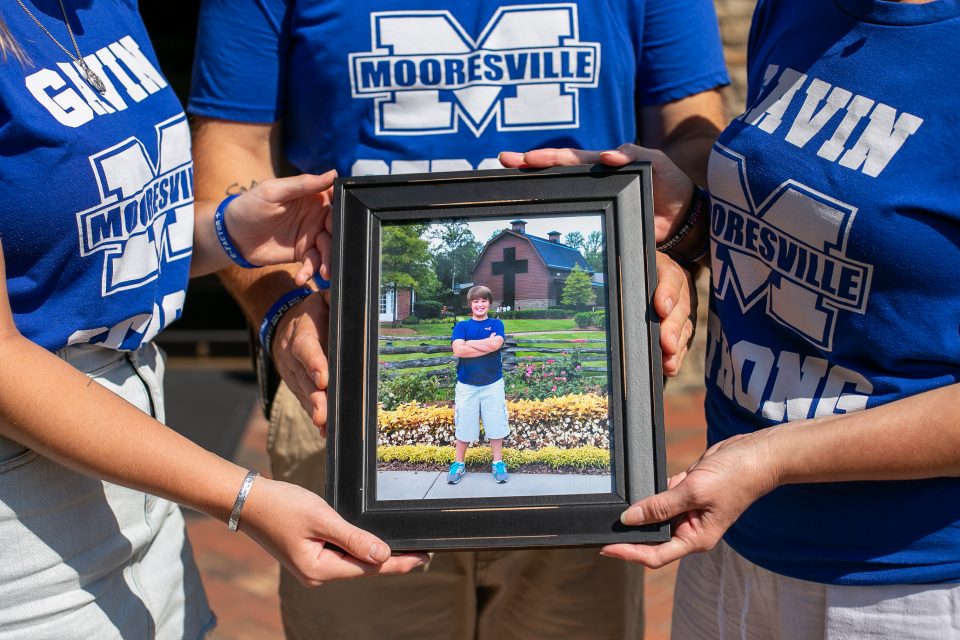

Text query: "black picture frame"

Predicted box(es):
[326, 163, 668, 551]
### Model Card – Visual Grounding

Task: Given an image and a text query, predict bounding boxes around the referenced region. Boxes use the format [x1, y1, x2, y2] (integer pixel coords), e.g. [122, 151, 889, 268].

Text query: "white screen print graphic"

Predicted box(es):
[708, 144, 873, 351]
[349, 4, 600, 136]
[75, 113, 194, 297]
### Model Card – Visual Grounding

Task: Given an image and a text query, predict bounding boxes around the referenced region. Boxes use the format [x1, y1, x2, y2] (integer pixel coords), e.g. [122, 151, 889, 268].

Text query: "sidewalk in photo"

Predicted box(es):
[377, 468, 611, 500]
[179, 371, 707, 640]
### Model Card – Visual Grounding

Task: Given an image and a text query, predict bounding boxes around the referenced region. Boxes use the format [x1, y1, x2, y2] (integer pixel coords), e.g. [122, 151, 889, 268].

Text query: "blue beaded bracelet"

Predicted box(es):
[258, 287, 313, 357]
[214, 194, 258, 269]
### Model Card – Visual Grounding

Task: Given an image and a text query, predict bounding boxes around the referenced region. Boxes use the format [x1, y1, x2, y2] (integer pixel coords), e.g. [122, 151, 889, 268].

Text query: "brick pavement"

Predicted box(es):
[185, 386, 707, 640]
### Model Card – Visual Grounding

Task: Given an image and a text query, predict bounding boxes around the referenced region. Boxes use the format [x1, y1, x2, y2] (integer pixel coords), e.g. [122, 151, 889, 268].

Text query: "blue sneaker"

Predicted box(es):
[447, 462, 466, 484]
[492, 461, 509, 484]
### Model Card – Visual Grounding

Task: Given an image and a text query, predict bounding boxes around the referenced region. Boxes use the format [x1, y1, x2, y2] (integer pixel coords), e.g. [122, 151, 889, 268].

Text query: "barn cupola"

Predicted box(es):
[547, 231, 561, 243]
[511, 219, 527, 234]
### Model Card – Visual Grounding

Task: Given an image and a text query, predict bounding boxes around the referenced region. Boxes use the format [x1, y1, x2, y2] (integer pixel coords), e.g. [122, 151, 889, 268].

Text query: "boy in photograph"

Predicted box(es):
[449, 286, 510, 484]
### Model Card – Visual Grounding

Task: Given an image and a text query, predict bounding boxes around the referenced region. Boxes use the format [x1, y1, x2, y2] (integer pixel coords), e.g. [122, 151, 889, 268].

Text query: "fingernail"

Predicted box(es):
[368, 542, 389, 563]
[313, 372, 324, 388]
[620, 506, 643, 525]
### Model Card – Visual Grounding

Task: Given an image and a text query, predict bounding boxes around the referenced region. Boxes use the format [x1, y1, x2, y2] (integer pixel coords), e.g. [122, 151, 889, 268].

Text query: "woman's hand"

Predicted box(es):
[499, 145, 696, 243]
[240, 476, 429, 586]
[600, 429, 782, 569]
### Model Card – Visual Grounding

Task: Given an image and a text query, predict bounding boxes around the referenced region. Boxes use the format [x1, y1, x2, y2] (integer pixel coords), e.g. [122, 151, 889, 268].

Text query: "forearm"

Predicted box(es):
[0, 330, 245, 522]
[452, 343, 487, 358]
[191, 117, 301, 318]
[768, 383, 960, 486]
[640, 89, 726, 186]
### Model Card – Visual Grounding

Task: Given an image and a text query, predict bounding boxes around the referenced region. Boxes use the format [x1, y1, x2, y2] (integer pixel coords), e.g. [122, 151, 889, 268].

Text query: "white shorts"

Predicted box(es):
[0, 343, 214, 639]
[454, 378, 509, 443]
[672, 539, 960, 640]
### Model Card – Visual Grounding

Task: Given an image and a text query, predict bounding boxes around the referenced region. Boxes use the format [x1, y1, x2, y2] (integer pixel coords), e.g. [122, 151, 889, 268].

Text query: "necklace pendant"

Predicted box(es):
[83, 65, 107, 95]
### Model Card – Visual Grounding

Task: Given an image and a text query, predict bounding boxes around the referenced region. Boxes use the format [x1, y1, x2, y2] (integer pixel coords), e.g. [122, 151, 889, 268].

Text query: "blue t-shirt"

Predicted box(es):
[452, 317, 505, 386]
[0, 1, 192, 352]
[704, 0, 960, 585]
[187, 0, 728, 177]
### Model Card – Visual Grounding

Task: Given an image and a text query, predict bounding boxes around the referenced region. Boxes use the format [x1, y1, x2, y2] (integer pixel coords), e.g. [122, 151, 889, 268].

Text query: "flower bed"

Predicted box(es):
[377, 392, 611, 450]
[377, 445, 610, 471]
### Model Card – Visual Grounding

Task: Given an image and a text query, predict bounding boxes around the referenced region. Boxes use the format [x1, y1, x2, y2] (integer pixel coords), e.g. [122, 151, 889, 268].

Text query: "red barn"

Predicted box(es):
[471, 220, 596, 310]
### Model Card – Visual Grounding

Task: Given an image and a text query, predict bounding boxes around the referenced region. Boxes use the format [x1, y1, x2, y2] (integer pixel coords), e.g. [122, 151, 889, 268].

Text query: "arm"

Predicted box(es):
[639, 88, 726, 187]
[192, 117, 332, 430]
[451, 335, 504, 358]
[0, 240, 426, 584]
[603, 382, 960, 568]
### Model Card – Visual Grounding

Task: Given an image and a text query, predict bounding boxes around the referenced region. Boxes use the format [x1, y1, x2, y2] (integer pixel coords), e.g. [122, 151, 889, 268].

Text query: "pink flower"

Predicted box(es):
[546, 359, 555, 364]
[575, 365, 582, 370]
[551, 386, 557, 392]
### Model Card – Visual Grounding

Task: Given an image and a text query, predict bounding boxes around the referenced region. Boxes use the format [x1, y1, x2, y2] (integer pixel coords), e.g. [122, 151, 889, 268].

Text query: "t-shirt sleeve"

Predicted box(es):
[187, 0, 290, 123]
[492, 319, 506, 338]
[451, 322, 466, 343]
[634, 0, 730, 105]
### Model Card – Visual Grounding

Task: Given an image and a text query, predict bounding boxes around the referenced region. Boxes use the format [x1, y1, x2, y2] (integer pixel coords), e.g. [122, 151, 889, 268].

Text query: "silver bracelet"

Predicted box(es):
[228, 470, 259, 532]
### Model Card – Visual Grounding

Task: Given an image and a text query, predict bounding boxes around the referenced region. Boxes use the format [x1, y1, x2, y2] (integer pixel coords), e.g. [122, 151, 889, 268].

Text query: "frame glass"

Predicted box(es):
[326, 163, 667, 550]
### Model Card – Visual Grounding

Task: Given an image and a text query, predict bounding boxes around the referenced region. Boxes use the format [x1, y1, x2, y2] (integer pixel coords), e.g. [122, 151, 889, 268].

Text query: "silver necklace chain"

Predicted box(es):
[14, 0, 107, 94]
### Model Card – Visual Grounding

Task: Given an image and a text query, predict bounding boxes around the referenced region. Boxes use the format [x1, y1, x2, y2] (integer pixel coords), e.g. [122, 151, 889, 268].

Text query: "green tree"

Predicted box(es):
[561, 264, 594, 309]
[429, 220, 482, 296]
[583, 230, 604, 272]
[564, 230, 585, 249]
[381, 224, 440, 300]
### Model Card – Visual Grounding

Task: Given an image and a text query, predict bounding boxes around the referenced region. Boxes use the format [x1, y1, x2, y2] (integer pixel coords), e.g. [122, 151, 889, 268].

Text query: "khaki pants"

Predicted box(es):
[268, 382, 644, 640]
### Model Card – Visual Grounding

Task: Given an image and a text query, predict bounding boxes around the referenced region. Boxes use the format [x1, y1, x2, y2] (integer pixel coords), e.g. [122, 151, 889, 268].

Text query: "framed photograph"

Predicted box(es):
[326, 163, 667, 550]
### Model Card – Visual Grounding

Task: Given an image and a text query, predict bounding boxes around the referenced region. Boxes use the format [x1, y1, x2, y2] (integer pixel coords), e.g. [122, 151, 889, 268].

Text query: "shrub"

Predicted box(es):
[377, 370, 450, 410]
[400, 314, 420, 325]
[414, 300, 442, 319]
[574, 312, 594, 328]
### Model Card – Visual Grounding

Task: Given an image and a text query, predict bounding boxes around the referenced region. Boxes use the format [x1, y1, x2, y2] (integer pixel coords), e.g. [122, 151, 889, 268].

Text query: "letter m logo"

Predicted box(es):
[349, 4, 600, 136]
[75, 114, 194, 296]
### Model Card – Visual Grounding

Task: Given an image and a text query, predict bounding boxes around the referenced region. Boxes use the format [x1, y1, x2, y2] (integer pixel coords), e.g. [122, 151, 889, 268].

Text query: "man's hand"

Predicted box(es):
[655, 252, 698, 377]
[226, 172, 335, 284]
[499, 146, 695, 243]
[271, 292, 330, 435]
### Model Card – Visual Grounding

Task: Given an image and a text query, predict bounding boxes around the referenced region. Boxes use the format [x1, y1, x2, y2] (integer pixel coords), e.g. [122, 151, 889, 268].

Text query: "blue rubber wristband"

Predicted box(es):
[313, 274, 331, 290]
[258, 287, 313, 357]
[214, 194, 258, 268]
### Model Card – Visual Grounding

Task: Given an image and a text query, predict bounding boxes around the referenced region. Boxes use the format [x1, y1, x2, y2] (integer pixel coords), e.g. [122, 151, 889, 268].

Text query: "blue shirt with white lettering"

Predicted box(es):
[452, 317, 505, 386]
[705, 0, 960, 585]
[187, 0, 728, 178]
[0, 1, 192, 351]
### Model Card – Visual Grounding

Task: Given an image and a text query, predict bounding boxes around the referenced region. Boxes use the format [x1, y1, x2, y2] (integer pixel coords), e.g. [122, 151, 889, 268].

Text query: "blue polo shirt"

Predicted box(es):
[451, 317, 505, 386]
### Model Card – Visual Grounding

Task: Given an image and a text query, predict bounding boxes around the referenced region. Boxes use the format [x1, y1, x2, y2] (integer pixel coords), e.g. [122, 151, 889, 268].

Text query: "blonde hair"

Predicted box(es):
[0, 14, 31, 65]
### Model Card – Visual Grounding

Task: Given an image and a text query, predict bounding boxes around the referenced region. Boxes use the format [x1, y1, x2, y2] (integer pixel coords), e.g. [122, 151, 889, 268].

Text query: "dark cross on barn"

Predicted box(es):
[491, 247, 528, 309]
